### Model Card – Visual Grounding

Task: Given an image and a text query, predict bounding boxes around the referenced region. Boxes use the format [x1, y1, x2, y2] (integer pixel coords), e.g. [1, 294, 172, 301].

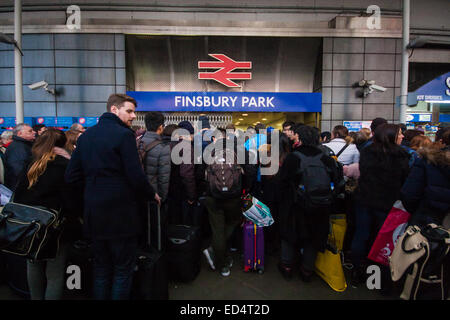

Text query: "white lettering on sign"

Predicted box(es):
[241, 97, 275, 108]
[174, 96, 275, 108]
[446, 77, 450, 96]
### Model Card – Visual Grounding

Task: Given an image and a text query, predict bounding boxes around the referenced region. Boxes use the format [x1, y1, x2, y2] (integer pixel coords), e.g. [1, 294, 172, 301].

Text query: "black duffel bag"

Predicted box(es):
[0, 201, 63, 261]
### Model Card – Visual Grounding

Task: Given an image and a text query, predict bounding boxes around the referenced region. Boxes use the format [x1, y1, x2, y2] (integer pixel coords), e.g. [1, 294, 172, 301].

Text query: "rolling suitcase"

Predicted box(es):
[132, 203, 169, 300]
[167, 224, 201, 282]
[243, 221, 264, 274]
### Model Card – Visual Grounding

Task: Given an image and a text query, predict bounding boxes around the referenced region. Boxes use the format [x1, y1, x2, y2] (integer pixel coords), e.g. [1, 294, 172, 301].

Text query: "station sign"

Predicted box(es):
[128, 91, 322, 113]
[198, 54, 252, 88]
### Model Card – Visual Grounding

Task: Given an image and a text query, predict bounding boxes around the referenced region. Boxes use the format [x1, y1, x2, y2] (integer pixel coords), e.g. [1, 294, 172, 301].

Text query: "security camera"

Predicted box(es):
[28, 81, 48, 90]
[370, 84, 387, 92]
[28, 80, 56, 95]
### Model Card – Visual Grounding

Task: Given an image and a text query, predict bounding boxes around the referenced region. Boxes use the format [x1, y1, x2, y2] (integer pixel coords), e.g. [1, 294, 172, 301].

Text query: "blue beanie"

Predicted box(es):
[178, 121, 194, 134]
[198, 115, 210, 129]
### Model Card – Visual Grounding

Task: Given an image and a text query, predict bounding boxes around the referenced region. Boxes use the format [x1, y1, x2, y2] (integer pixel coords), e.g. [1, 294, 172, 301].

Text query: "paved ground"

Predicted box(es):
[0, 251, 394, 301]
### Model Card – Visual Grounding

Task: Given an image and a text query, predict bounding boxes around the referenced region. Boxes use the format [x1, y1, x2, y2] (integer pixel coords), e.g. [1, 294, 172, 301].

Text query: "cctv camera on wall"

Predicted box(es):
[28, 80, 56, 95]
[353, 80, 387, 98]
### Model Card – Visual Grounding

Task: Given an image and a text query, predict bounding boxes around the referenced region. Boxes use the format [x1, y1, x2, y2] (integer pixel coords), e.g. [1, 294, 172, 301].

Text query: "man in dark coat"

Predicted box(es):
[65, 93, 160, 300]
[278, 125, 343, 281]
[4, 123, 36, 191]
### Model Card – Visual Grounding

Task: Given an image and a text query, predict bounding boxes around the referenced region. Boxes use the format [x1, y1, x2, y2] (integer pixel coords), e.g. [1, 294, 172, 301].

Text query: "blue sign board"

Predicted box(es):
[343, 121, 372, 132]
[34, 117, 56, 127]
[56, 117, 76, 130]
[76, 117, 98, 127]
[405, 113, 432, 123]
[415, 72, 450, 102]
[127, 91, 322, 113]
[440, 114, 450, 122]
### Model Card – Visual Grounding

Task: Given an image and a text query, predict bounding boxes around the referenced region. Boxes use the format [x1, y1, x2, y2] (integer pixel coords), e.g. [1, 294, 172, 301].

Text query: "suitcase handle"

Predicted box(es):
[147, 202, 162, 252]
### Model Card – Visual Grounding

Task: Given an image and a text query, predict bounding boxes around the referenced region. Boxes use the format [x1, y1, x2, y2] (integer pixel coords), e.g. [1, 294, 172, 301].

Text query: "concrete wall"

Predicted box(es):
[320, 37, 402, 132]
[0, 0, 448, 35]
[0, 33, 125, 118]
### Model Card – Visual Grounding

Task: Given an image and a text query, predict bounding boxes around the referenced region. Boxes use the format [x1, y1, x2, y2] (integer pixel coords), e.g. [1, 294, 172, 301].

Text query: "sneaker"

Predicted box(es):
[221, 266, 231, 277]
[225, 256, 234, 268]
[203, 247, 216, 271]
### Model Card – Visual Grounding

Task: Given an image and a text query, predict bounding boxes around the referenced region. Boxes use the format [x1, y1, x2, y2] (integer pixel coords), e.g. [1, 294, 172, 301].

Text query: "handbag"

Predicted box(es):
[0, 195, 63, 261]
[389, 224, 450, 300]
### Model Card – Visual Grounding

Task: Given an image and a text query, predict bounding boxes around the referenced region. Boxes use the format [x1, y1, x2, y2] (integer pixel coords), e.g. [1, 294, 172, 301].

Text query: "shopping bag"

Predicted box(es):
[367, 201, 411, 266]
[242, 195, 274, 227]
[315, 214, 347, 292]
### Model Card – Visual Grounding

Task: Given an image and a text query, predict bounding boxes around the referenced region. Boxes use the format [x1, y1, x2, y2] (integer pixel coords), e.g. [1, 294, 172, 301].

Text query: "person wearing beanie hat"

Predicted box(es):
[198, 115, 211, 130]
[178, 121, 195, 135]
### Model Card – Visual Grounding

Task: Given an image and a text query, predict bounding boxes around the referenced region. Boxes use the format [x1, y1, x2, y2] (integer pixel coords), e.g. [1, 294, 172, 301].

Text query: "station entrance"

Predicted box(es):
[135, 112, 320, 131]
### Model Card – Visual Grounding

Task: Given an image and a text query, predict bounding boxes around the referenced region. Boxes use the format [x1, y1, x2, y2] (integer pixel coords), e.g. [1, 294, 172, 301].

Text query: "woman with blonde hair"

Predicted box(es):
[14, 128, 83, 300]
[409, 135, 432, 152]
[64, 129, 81, 155]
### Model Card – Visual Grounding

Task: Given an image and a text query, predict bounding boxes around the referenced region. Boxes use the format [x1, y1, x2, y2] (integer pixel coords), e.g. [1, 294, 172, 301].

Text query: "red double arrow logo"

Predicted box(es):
[198, 54, 252, 88]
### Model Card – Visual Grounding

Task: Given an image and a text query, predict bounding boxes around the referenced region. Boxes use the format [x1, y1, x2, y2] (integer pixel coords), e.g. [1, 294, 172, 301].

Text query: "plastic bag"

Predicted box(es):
[242, 195, 274, 227]
[315, 214, 348, 292]
[368, 200, 411, 266]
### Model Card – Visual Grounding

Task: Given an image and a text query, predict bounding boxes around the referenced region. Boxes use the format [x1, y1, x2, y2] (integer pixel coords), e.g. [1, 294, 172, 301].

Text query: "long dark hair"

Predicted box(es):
[27, 128, 66, 188]
[373, 124, 404, 155]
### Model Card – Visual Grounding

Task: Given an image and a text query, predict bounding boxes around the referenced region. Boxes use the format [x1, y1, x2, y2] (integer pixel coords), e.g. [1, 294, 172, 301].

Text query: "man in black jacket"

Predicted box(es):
[4, 123, 36, 191]
[278, 125, 343, 281]
[65, 94, 160, 300]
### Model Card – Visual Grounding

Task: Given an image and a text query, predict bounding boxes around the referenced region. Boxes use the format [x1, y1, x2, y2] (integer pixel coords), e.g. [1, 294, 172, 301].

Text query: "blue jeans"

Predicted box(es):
[27, 243, 68, 300]
[351, 204, 388, 269]
[92, 237, 138, 300]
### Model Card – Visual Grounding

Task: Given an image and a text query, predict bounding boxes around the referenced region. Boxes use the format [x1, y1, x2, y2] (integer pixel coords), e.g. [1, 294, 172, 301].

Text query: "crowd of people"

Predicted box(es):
[0, 93, 449, 300]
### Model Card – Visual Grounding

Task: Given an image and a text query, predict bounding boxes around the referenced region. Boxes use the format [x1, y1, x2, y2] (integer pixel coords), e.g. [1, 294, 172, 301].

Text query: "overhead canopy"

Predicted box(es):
[415, 71, 450, 103]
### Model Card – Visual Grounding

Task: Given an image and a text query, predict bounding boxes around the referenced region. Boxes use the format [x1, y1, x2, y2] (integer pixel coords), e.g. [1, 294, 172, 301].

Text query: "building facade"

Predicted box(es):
[0, 0, 449, 131]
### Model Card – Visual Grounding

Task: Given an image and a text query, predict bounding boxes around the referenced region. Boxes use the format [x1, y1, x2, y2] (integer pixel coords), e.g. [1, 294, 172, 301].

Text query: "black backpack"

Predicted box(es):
[293, 150, 335, 210]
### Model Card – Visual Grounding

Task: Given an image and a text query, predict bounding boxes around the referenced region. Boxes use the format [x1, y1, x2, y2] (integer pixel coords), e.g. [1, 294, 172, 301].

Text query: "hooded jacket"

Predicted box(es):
[401, 146, 450, 221]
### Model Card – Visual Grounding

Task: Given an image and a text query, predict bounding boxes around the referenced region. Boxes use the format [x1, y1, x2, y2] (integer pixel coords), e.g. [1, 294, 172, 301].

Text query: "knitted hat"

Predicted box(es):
[198, 115, 210, 129]
[178, 121, 194, 134]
